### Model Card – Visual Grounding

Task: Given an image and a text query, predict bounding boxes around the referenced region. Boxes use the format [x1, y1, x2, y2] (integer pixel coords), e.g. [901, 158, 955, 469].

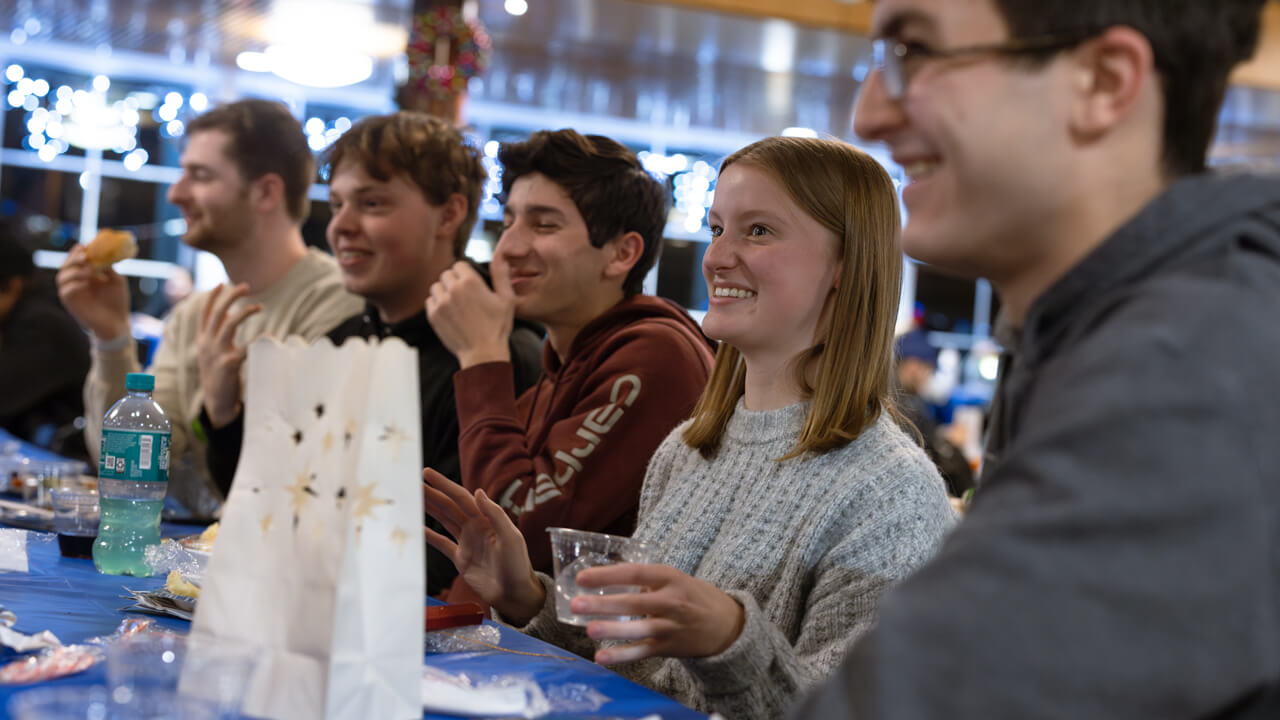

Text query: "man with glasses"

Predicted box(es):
[795, 1, 1279, 718]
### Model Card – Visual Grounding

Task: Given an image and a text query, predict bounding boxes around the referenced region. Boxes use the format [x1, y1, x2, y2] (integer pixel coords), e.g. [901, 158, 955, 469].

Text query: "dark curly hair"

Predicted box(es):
[498, 129, 669, 296]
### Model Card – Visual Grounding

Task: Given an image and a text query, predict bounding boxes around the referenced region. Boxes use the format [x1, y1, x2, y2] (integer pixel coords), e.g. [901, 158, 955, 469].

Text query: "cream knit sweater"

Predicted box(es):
[514, 400, 956, 719]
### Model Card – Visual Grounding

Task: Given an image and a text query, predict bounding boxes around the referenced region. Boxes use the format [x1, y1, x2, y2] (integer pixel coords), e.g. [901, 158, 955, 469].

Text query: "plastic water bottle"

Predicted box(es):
[93, 372, 170, 576]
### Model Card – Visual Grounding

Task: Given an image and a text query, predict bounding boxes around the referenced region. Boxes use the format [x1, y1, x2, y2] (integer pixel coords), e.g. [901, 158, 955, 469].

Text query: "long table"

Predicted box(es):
[0, 427, 704, 719]
[0, 530, 706, 719]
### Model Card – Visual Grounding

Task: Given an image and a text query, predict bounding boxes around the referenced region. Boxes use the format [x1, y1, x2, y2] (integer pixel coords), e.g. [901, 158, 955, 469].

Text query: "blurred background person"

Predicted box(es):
[139, 266, 194, 320]
[894, 328, 974, 498]
[0, 220, 90, 460]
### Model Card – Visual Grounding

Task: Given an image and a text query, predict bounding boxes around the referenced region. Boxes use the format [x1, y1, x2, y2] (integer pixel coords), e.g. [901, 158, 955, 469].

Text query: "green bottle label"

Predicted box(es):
[99, 428, 170, 483]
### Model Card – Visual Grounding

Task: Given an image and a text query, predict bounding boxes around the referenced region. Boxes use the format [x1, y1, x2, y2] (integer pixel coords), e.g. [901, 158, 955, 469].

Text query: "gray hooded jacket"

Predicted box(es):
[794, 173, 1280, 719]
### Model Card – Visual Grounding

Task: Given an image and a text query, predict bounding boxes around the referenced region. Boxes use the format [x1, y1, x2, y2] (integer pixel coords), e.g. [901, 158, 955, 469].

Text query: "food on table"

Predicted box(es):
[197, 521, 219, 546]
[178, 522, 218, 553]
[164, 570, 200, 598]
[84, 228, 138, 270]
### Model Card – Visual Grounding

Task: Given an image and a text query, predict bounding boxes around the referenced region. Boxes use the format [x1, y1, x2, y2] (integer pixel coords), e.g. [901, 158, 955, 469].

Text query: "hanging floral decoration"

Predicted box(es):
[406, 7, 493, 100]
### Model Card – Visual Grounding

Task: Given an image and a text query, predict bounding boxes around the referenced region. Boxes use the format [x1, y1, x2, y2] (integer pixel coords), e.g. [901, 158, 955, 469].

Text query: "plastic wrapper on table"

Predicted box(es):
[545, 681, 610, 713]
[423, 623, 502, 654]
[421, 665, 551, 718]
[0, 644, 101, 683]
[143, 538, 206, 580]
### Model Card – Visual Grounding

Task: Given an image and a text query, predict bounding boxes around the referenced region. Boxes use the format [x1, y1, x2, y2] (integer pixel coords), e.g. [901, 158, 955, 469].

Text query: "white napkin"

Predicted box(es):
[421, 666, 548, 718]
[0, 528, 29, 573]
[0, 625, 60, 653]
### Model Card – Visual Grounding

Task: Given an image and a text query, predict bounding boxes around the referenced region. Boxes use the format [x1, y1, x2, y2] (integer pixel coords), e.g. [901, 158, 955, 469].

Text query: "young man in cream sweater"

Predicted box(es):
[56, 100, 360, 517]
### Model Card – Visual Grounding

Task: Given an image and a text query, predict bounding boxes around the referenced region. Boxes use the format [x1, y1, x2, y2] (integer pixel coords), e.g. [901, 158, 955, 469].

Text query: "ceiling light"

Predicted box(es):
[62, 92, 134, 151]
[236, 51, 272, 73]
[265, 45, 373, 88]
[760, 20, 796, 74]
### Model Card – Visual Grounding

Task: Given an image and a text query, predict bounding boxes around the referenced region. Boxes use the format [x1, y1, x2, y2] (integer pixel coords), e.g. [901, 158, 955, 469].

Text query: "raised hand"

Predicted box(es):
[572, 564, 746, 665]
[196, 283, 262, 429]
[425, 261, 515, 369]
[422, 468, 545, 624]
[55, 245, 131, 341]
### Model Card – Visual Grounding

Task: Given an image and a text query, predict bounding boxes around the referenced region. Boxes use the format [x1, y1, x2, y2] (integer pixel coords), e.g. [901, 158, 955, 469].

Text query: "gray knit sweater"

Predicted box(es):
[513, 401, 956, 719]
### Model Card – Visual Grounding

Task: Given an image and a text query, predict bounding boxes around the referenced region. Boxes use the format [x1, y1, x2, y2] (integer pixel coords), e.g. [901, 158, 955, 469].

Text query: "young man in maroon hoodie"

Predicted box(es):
[426, 129, 715, 595]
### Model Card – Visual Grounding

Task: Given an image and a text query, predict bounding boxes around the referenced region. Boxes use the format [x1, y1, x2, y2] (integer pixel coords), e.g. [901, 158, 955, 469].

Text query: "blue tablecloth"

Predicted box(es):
[0, 428, 73, 465]
[0, 530, 706, 719]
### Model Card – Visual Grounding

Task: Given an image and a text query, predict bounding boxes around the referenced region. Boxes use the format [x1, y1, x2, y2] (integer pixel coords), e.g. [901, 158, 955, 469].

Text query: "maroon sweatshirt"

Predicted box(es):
[452, 295, 716, 576]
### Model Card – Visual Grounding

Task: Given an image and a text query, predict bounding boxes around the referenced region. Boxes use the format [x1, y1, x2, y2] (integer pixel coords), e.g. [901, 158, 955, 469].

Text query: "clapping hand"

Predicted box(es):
[572, 564, 746, 665]
[196, 283, 262, 429]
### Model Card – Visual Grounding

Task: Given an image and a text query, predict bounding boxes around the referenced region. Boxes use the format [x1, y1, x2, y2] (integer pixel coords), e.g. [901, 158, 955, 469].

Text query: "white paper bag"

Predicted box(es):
[188, 337, 425, 720]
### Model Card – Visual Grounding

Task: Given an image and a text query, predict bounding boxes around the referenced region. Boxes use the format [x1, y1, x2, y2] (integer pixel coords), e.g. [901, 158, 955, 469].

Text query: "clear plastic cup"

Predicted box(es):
[179, 637, 259, 717]
[7, 684, 218, 719]
[106, 633, 187, 700]
[49, 487, 99, 559]
[107, 633, 257, 719]
[547, 527, 655, 626]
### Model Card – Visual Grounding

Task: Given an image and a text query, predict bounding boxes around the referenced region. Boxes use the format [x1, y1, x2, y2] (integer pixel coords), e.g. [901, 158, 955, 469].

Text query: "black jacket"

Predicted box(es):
[206, 304, 542, 595]
[795, 173, 1280, 719]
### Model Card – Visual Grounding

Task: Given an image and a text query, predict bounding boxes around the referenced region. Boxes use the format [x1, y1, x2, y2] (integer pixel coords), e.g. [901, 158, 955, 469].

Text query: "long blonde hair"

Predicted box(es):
[682, 136, 903, 460]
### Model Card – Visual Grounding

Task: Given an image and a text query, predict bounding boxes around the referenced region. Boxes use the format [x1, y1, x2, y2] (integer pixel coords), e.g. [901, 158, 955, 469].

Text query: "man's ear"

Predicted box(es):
[602, 231, 645, 284]
[436, 193, 470, 247]
[250, 173, 287, 215]
[1068, 26, 1156, 141]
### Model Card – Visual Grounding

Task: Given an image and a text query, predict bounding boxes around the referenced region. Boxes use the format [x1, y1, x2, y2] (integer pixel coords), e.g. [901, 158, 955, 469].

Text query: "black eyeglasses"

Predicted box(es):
[870, 33, 1095, 100]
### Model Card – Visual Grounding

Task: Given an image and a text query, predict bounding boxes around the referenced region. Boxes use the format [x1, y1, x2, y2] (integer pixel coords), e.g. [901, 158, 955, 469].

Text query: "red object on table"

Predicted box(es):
[426, 603, 485, 630]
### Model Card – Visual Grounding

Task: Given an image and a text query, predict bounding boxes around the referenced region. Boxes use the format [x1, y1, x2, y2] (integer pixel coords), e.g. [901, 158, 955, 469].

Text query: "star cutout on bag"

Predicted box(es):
[377, 423, 408, 461]
[322, 431, 334, 453]
[286, 471, 316, 517]
[260, 513, 273, 536]
[389, 526, 409, 553]
[344, 419, 357, 449]
[351, 481, 393, 521]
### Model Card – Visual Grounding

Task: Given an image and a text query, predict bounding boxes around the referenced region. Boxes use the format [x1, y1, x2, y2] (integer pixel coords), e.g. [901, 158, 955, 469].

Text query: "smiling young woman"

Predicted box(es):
[685, 137, 906, 459]
[422, 135, 955, 720]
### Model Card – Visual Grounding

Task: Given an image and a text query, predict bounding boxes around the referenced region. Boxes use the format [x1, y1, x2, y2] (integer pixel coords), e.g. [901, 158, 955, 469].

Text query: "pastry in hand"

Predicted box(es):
[84, 228, 138, 270]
